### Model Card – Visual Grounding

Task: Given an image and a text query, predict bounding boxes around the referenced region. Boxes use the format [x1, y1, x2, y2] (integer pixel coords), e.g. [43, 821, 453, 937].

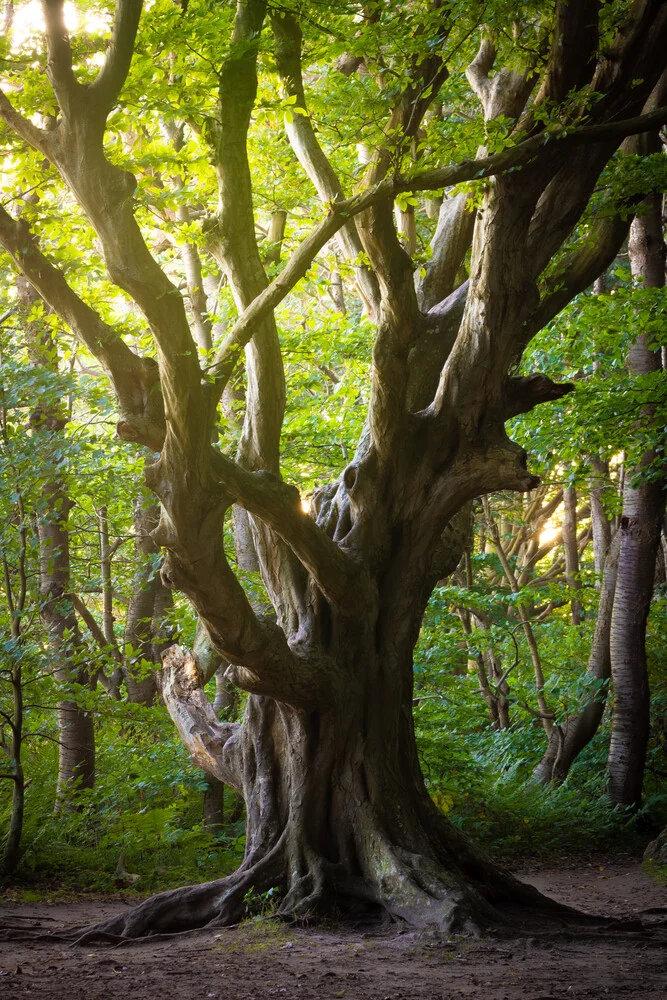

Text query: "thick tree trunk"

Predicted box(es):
[90, 599, 570, 940]
[606, 191, 666, 808]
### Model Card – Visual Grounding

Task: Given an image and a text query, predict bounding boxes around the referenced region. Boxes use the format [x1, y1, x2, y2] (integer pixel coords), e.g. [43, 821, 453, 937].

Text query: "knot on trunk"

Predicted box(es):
[160, 644, 203, 698]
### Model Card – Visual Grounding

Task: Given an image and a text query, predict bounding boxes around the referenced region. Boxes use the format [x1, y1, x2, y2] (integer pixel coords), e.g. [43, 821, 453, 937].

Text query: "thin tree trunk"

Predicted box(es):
[1, 526, 27, 874]
[562, 484, 583, 624]
[203, 778, 225, 829]
[607, 188, 666, 807]
[123, 500, 168, 705]
[533, 533, 620, 784]
[98, 506, 122, 697]
[1, 409, 28, 873]
[483, 498, 552, 736]
[20, 276, 95, 807]
[589, 457, 612, 585]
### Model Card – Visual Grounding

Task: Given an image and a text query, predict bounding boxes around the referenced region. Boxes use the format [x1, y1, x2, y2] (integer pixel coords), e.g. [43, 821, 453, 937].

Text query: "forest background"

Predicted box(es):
[0, 0, 666, 909]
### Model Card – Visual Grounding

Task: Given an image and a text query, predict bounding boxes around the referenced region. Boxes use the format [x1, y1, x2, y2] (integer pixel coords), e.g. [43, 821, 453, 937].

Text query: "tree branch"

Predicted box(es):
[504, 374, 575, 419]
[0, 90, 50, 154]
[158, 646, 244, 791]
[208, 450, 370, 611]
[0, 206, 165, 451]
[205, 103, 667, 412]
[209, 0, 285, 476]
[71, 594, 122, 663]
[89, 0, 143, 113]
[271, 10, 379, 317]
[536, 0, 600, 105]
[43, 0, 79, 110]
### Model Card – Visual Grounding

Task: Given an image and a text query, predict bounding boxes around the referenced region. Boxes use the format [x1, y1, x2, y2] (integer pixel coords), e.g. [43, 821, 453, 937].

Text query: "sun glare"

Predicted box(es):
[10, 1, 110, 52]
[539, 524, 559, 546]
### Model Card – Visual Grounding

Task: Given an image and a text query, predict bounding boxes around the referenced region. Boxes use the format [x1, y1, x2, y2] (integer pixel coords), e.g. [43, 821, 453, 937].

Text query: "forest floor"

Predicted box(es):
[0, 853, 665, 1000]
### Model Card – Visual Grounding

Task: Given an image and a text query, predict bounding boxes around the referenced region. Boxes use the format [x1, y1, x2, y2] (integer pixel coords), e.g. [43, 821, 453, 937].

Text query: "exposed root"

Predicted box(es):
[67, 832, 620, 946]
[72, 846, 286, 944]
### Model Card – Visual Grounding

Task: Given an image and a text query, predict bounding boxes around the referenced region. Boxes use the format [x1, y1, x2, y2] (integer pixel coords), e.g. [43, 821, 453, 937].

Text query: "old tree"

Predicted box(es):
[1, 0, 666, 934]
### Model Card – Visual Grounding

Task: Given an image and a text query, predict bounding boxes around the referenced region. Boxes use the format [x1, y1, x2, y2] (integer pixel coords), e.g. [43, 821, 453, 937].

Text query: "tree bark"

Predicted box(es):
[203, 777, 225, 830]
[123, 499, 171, 705]
[607, 187, 666, 808]
[562, 484, 583, 624]
[533, 533, 620, 784]
[19, 277, 95, 806]
[91, 635, 563, 939]
[589, 457, 612, 585]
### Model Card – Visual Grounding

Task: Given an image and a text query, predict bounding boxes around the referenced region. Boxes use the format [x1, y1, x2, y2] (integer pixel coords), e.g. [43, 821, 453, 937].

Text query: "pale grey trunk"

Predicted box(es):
[607, 189, 666, 807]
[533, 533, 620, 784]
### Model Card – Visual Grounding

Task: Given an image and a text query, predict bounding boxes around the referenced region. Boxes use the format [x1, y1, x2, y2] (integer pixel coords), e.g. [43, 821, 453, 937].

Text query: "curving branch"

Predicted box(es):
[32, 1, 205, 459]
[203, 103, 667, 408]
[271, 10, 380, 317]
[530, 214, 631, 336]
[0, 206, 165, 451]
[209, 0, 284, 477]
[0, 90, 49, 154]
[158, 646, 244, 791]
[89, 0, 143, 113]
[209, 451, 370, 612]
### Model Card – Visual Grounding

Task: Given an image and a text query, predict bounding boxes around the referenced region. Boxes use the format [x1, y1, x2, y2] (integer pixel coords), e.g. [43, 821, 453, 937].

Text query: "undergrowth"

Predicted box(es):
[1, 699, 245, 898]
[2, 597, 665, 898]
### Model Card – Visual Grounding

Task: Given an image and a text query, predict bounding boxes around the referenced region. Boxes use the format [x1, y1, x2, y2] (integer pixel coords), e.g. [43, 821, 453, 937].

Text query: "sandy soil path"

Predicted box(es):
[1, 855, 665, 999]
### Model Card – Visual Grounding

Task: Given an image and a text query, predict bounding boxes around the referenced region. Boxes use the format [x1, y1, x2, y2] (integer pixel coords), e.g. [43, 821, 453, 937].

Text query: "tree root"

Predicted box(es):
[66, 836, 611, 946]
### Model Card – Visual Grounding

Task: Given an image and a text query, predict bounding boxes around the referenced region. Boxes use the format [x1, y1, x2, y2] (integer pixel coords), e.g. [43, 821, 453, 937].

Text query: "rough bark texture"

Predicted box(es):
[1, 0, 666, 936]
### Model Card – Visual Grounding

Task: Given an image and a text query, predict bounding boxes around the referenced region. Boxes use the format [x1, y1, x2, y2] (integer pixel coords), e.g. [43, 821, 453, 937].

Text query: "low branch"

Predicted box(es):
[158, 646, 244, 792]
[504, 374, 575, 418]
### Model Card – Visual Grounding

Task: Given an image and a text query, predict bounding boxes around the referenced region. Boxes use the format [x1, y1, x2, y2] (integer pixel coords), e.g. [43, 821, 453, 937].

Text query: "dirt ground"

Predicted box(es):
[1, 855, 665, 1000]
